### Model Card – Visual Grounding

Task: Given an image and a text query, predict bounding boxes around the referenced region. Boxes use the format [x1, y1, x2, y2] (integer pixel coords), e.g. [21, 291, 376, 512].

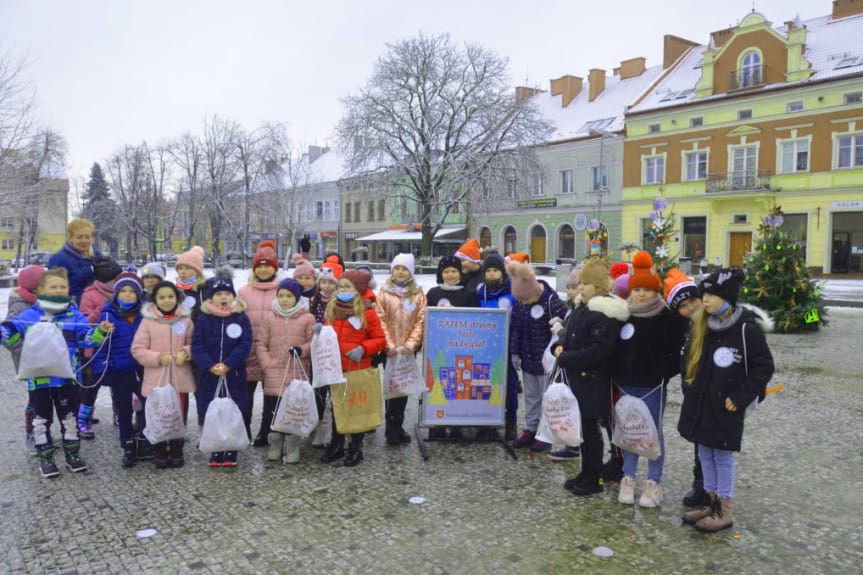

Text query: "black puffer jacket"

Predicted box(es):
[556, 293, 629, 418]
[677, 306, 774, 452]
[612, 305, 684, 389]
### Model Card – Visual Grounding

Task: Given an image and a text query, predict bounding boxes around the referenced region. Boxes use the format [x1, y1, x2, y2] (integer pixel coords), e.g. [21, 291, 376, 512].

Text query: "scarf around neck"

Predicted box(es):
[628, 296, 667, 318]
[438, 283, 464, 292]
[205, 300, 238, 318]
[271, 298, 304, 319]
[333, 300, 356, 322]
[708, 306, 743, 332]
[37, 295, 71, 314]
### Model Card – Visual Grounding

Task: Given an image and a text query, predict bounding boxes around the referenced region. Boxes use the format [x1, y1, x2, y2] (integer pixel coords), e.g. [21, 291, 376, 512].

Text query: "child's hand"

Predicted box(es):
[99, 321, 115, 333]
[159, 355, 172, 366]
[553, 345, 563, 358]
[725, 397, 738, 412]
[175, 350, 187, 366]
[210, 362, 229, 376]
[345, 346, 364, 363]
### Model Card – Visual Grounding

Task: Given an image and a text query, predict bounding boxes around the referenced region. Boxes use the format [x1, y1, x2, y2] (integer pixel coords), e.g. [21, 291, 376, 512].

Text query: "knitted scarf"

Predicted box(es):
[333, 300, 356, 321]
[271, 298, 304, 319]
[628, 296, 667, 318]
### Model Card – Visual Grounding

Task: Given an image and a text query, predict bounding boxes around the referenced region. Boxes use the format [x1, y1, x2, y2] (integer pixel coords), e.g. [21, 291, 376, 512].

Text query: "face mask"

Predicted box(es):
[336, 292, 355, 303]
[485, 278, 502, 290]
[39, 295, 70, 304]
[710, 302, 731, 316]
[117, 300, 138, 311]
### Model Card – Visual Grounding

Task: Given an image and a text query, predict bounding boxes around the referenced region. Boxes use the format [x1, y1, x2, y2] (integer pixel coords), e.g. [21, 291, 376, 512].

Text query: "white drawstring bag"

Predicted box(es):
[199, 376, 248, 453]
[536, 370, 582, 446]
[382, 350, 424, 399]
[612, 391, 661, 460]
[17, 319, 76, 380]
[541, 339, 557, 375]
[143, 367, 186, 443]
[272, 379, 319, 436]
[311, 325, 346, 386]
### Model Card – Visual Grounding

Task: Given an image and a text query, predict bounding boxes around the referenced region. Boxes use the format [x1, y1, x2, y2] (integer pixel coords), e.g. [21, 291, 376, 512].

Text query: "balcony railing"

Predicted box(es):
[706, 170, 772, 193]
[729, 65, 767, 90]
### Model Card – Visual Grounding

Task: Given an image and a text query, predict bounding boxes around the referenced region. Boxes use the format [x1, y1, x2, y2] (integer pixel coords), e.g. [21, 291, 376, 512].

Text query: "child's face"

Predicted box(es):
[461, 260, 479, 274]
[41, 276, 69, 296]
[579, 282, 599, 302]
[295, 274, 316, 290]
[484, 268, 502, 282]
[441, 266, 461, 286]
[318, 278, 337, 296]
[566, 283, 579, 301]
[630, 287, 658, 305]
[176, 264, 196, 282]
[116, 285, 139, 304]
[155, 287, 177, 312]
[701, 293, 727, 315]
[255, 264, 276, 281]
[142, 276, 160, 292]
[337, 279, 358, 296]
[677, 297, 703, 319]
[211, 290, 234, 307]
[277, 289, 297, 309]
[391, 265, 411, 283]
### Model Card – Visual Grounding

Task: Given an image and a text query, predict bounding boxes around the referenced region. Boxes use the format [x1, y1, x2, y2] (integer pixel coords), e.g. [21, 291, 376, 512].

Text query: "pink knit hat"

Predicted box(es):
[292, 253, 317, 278]
[176, 246, 205, 276]
[506, 260, 543, 302]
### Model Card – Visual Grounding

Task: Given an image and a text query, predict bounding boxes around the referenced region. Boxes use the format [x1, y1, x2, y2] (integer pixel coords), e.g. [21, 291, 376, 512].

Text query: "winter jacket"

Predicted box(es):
[555, 293, 629, 418]
[4, 289, 32, 370]
[460, 269, 483, 294]
[1, 302, 99, 390]
[477, 281, 515, 310]
[310, 292, 332, 324]
[326, 307, 387, 371]
[238, 278, 279, 382]
[79, 281, 114, 323]
[611, 303, 683, 390]
[131, 303, 196, 396]
[256, 304, 315, 396]
[89, 300, 142, 373]
[177, 284, 205, 323]
[426, 284, 478, 308]
[47, 242, 100, 304]
[677, 306, 774, 452]
[191, 300, 253, 386]
[375, 282, 427, 354]
[510, 281, 566, 376]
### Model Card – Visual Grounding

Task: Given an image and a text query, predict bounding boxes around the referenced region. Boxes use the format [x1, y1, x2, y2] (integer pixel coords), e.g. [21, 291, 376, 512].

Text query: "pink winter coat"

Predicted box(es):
[375, 282, 427, 354]
[238, 278, 279, 382]
[255, 302, 315, 396]
[80, 281, 114, 323]
[131, 302, 196, 397]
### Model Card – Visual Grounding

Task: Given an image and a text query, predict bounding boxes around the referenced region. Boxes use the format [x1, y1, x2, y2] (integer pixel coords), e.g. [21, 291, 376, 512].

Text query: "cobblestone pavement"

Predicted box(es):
[1, 309, 861, 575]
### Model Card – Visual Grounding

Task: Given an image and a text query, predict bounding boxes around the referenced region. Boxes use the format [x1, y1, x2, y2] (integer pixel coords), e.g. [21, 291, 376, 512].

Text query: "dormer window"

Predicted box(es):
[740, 51, 762, 88]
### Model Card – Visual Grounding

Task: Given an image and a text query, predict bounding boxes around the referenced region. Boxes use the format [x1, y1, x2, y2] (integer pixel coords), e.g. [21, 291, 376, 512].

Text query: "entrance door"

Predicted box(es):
[729, 232, 751, 267]
[832, 232, 851, 273]
[530, 227, 546, 263]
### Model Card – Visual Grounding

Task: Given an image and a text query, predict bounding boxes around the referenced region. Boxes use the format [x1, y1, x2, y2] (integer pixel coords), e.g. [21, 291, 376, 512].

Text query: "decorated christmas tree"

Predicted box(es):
[740, 204, 827, 333]
[641, 196, 678, 280]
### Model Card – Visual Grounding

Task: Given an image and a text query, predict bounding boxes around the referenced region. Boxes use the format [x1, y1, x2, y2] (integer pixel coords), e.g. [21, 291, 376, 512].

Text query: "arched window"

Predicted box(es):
[741, 51, 762, 88]
[503, 226, 517, 254]
[479, 227, 492, 249]
[530, 226, 547, 264]
[558, 224, 575, 260]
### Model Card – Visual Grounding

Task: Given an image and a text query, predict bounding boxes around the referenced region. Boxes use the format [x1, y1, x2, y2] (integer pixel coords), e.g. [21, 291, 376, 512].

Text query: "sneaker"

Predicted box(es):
[549, 446, 580, 461]
[208, 452, 224, 467]
[65, 455, 88, 473]
[25, 433, 38, 456]
[222, 451, 238, 467]
[638, 480, 662, 508]
[531, 440, 551, 452]
[618, 476, 636, 505]
[512, 429, 536, 448]
[78, 423, 95, 440]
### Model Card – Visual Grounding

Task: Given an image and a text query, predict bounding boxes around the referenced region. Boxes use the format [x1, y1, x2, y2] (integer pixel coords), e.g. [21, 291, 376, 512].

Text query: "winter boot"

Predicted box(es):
[153, 442, 171, 469]
[169, 439, 185, 468]
[222, 451, 238, 468]
[121, 439, 136, 468]
[135, 435, 154, 460]
[38, 446, 60, 478]
[321, 433, 345, 463]
[682, 491, 717, 525]
[283, 435, 301, 464]
[343, 435, 364, 467]
[267, 432, 285, 462]
[77, 404, 95, 439]
[694, 497, 734, 533]
[254, 395, 278, 447]
[567, 473, 603, 496]
[600, 454, 624, 484]
[564, 471, 586, 490]
[683, 478, 711, 507]
[63, 440, 87, 473]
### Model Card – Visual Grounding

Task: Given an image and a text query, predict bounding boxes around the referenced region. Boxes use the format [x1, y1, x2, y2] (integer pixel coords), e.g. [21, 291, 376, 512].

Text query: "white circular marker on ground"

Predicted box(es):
[136, 528, 158, 538]
[408, 496, 426, 504]
[593, 546, 613, 558]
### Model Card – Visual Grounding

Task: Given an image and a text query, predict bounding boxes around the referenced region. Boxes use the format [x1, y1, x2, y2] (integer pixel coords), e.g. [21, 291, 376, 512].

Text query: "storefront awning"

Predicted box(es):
[356, 226, 465, 242]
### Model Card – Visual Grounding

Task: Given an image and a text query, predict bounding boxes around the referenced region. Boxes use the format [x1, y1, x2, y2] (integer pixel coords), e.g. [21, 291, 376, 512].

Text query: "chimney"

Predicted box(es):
[619, 57, 647, 79]
[710, 27, 735, 50]
[663, 35, 700, 68]
[308, 145, 330, 163]
[588, 69, 606, 102]
[833, 0, 863, 19]
[515, 86, 541, 104]
[549, 75, 583, 107]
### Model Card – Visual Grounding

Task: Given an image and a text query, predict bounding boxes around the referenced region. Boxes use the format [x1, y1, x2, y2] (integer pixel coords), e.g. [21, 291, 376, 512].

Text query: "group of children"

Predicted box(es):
[2, 236, 774, 533]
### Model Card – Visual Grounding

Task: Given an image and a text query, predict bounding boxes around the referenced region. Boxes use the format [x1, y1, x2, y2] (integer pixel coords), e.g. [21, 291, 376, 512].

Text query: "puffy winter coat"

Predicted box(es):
[131, 303, 196, 396]
[191, 301, 252, 385]
[477, 281, 515, 310]
[326, 307, 387, 371]
[238, 278, 279, 382]
[90, 300, 142, 373]
[509, 281, 566, 376]
[47, 242, 100, 304]
[256, 305, 315, 396]
[677, 306, 774, 452]
[375, 282, 427, 353]
[426, 285, 478, 308]
[460, 269, 483, 294]
[555, 293, 629, 418]
[611, 303, 683, 389]
[4, 290, 32, 370]
[80, 281, 114, 323]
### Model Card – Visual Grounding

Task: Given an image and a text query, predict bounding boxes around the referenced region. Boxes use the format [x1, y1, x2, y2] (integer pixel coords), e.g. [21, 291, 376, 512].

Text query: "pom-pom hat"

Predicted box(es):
[277, 277, 303, 302]
[578, 258, 611, 293]
[663, 269, 700, 311]
[700, 267, 746, 306]
[207, 272, 235, 299]
[391, 253, 415, 276]
[436, 255, 462, 284]
[176, 246, 205, 276]
[253, 240, 279, 271]
[455, 238, 481, 263]
[613, 274, 632, 299]
[628, 251, 662, 293]
[292, 253, 317, 279]
[319, 254, 344, 281]
[17, 265, 46, 293]
[113, 272, 143, 297]
[507, 260, 543, 301]
[609, 262, 630, 280]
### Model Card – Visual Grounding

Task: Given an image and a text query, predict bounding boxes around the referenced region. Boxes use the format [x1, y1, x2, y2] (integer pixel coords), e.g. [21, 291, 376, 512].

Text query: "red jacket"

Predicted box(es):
[327, 307, 386, 371]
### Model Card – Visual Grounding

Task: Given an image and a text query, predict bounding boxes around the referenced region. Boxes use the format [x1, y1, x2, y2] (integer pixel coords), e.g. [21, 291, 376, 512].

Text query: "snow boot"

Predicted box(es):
[682, 491, 717, 525]
[38, 446, 60, 478]
[254, 394, 278, 447]
[135, 435, 154, 460]
[694, 497, 734, 533]
[267, 432, 285, 461]
[121, 439, 136, 468]
[169, 439, 185, 468]
[283, 435, 301, 464]
[63, 440, 87, 473]
[321, 433, 345, 463]
[343, 435, 364, 467]
[683, 478, 711, 507]
[153, 442, 171, 469]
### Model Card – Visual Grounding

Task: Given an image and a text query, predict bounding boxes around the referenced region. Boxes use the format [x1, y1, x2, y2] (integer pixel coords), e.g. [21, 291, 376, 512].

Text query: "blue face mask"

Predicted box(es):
[117, 299, 138, 311]
[336, 292, 356, 303]
[710, 302, 731, 316]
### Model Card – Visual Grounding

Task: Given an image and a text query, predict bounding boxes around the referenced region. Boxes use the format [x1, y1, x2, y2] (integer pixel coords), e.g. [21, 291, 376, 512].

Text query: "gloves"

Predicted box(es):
[511, 355, 522, 371]
[345, 346, 364, 363]
[313, 323, 323, 335]
[289, 346, 302, 358]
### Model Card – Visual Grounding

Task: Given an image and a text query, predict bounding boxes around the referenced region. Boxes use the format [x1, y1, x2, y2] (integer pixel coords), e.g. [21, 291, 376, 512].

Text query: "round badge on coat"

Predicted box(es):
[348, 316, 362, 330]
[713, 347, 735, 368]
[530, 304, 544, 319]
[225, 323, 243, 339]
[172, 322, 187, 336]
[183, 295, 196, 309]
[437, 298, 451, 307]
[403, 300, 416, 313]
[620, 323, 635, 340]
[498, 298, 512, 310]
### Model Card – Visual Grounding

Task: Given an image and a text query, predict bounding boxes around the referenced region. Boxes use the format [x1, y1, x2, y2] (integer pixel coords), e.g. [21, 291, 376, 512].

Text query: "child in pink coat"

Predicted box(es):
[256, 278, 315, 463]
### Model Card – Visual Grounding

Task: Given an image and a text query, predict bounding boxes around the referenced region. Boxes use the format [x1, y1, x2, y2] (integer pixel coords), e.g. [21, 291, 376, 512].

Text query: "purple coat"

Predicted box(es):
[509, 281, 566, 375]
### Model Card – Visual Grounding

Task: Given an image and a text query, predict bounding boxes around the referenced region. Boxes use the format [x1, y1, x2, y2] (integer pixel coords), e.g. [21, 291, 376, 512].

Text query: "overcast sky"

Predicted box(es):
[2, 0, 824, 185]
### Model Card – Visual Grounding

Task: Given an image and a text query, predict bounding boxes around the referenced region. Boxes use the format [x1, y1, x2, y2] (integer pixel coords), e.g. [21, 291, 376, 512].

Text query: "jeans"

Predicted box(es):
[698, 445, 736, 499]
[620, 384, 666, 483]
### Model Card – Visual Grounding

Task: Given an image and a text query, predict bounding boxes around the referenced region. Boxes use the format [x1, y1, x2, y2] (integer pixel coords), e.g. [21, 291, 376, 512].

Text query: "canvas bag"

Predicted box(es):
[311, 325, 346, 386]
[382, 350, 424, 399]
[271, 356, 319, 435]
[17, 319, 76, 380]
[199, 376, 248, 453]
[536, 370, 582, 446]
[332, 366, 383, 434]
[143, 367, 186, 443]
[612, 388, 661, 460]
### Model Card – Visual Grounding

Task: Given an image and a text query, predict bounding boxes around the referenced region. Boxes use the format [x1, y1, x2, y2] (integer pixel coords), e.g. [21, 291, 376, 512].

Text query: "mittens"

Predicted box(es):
[345, 346, 364, 363]
[289, 346, 302, 358]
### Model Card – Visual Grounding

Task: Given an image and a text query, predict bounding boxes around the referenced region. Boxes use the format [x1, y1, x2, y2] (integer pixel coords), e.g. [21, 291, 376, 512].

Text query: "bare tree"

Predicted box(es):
[169, 132, 205, 251]
[0, 48, 36, 171]
[337, 33, 552, 256]
[201, 114, 241, 263]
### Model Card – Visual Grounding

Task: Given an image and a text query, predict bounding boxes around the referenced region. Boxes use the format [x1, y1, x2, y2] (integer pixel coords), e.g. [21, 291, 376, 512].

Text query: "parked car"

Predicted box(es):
[28, 252, 51, 266]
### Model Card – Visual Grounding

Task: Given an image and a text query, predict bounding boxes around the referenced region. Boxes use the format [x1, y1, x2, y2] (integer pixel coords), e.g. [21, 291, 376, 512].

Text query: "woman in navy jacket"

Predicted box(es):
[48, 218, 102, 305]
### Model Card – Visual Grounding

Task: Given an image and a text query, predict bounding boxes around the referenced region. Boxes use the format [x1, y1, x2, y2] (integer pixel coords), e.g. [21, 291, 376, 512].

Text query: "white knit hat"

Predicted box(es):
[391, 253, 415, 276]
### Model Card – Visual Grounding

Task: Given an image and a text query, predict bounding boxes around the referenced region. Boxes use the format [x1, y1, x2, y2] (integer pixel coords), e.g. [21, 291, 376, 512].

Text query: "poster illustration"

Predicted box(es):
[420, 307, 509, 427]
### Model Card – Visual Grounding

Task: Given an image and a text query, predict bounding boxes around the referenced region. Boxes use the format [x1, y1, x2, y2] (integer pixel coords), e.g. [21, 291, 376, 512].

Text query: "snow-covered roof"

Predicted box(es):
[308, 148, 348, 182]
[531, 65, 666, 143]
[357, 226, 465, 242]
[630, 10, 863, 114]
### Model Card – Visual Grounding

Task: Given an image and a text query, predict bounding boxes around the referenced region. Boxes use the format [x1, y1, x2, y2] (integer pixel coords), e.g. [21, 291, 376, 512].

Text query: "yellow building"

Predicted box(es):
[622, 1, 863, 274]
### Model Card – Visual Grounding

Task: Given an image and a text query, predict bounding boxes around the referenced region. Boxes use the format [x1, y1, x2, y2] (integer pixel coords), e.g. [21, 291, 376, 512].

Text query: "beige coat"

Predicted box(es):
[131, 303, 196, 396]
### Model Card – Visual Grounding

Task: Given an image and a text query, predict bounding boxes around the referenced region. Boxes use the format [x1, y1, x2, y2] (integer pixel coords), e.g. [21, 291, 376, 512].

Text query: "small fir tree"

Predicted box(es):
[740, 204, 827, 333]
[642, 197, 678, 280]
[80, 162, 118, 254]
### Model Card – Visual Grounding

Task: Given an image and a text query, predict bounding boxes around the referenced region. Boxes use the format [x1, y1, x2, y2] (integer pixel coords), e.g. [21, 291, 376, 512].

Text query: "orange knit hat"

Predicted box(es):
[455, 238, 481, 263]
[628, 251, 662, 292]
